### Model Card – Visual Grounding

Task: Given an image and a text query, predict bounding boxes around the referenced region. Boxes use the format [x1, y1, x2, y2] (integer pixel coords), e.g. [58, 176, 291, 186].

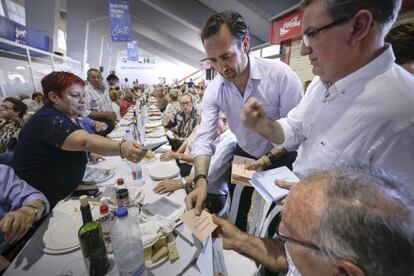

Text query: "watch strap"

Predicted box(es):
[193, 174, 208, 186]
[25, 204, 39, 223]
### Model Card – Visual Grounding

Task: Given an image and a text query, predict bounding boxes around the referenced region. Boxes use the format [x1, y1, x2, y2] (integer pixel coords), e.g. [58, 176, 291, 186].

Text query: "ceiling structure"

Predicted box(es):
[67, 0, 301, 70]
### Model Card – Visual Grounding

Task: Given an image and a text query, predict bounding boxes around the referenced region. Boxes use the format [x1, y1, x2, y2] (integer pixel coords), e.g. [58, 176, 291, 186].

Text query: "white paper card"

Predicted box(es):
[250, 166, 300, 203]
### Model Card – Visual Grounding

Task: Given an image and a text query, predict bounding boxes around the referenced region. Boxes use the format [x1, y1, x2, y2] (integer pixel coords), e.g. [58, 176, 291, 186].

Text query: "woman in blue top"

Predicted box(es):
[12, 71, 147, 207]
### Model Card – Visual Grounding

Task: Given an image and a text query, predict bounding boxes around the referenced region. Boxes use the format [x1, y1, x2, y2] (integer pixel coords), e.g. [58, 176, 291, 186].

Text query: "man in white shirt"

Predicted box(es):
[242, 0, 414, 194]
[84, 69, 116, 135]
[154, 114, 237, 214]
[186, 11, 303, 216]
[212, 167, 414, 276]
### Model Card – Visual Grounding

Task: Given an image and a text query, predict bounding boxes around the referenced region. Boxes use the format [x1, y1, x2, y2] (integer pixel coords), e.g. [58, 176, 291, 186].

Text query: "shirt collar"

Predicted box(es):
[221, 55, 261, 87]
[331, 44, 395, 96]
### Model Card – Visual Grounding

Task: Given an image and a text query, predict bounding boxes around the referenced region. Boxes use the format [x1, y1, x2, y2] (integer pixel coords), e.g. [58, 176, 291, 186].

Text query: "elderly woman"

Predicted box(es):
[12, 71, 146, 207]
[0, 97, 27, 153]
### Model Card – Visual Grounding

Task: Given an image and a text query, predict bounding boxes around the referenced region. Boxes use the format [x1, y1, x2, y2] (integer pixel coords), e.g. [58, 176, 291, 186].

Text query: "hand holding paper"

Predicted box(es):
[181, 210, 217, 242]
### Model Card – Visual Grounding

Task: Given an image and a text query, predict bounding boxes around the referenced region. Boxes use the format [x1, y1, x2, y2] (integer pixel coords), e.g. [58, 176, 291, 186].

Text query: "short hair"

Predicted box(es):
[168, 89, 181, 102]
[4, 97, 27, 118]
[41, 71, 85, 103]
[109, 90, 119, 102]
[87, 68, 101, 79]
[385, 23, 414, 65]
[179, 93, 193, 103]
[300, 0, 402, 32]
[307, 167, 414, 276]
[201, 10, 249, 45]
[32, 92, 43, 100]
[106, 73, 119, 82]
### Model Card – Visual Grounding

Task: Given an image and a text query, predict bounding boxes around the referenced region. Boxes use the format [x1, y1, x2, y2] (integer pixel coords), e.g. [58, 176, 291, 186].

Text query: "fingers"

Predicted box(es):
[244, 162, 258, 171]
[275, 180, 294, 190]
[185, 191, 197, 212]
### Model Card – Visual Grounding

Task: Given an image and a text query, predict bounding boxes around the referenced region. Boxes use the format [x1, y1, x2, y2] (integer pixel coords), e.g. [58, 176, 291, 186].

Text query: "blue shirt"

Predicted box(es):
[0, 165, 50, 253]
[12, 104, 88, 207]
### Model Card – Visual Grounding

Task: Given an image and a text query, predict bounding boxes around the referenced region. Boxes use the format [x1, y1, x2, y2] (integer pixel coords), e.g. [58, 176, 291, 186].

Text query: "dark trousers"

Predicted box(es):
[176, 161, 193, 177]
[230, 144, 297, 232]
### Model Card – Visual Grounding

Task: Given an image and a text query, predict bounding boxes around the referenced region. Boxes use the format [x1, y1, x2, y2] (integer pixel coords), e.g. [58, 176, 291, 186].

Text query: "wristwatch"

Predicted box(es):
[193, 174, 208, 187]
[25, 204, 39, 223]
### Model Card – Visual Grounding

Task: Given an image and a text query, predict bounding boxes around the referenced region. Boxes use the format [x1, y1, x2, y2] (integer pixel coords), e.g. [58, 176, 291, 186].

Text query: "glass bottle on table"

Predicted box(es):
[116, 178, 129, 208]
[78, 195, 109, 276]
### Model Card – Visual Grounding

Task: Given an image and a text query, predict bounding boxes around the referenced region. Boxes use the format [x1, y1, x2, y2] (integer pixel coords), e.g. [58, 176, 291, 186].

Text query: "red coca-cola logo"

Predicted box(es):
[280, 16, 301, 36]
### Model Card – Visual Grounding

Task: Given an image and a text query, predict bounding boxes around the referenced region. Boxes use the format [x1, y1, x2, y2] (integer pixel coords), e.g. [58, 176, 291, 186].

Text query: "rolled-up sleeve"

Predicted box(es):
[0, 165, 50, 215]
[192, 84, 220, 158]
[276, 87, 313, 149]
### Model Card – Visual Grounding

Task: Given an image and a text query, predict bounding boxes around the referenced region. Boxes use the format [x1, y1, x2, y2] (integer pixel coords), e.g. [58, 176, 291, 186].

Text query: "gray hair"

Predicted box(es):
[300, 0, 402, 33]
[309, 167, 414, 276]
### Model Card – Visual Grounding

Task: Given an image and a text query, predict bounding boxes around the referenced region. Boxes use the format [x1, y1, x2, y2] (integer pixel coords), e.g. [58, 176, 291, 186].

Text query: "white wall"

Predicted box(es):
[115, 50, 197, 85]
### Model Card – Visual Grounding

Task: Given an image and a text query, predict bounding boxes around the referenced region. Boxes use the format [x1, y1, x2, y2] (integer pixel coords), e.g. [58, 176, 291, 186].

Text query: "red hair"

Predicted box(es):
[41, 71, 85, 102]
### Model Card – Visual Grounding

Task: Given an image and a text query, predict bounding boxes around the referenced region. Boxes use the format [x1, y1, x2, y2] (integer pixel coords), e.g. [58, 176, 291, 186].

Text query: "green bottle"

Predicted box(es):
[78, 195, 109, 276]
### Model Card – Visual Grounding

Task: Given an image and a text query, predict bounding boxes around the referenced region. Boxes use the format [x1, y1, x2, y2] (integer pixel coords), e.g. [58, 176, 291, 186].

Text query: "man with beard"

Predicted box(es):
[186, 11, 303, 219]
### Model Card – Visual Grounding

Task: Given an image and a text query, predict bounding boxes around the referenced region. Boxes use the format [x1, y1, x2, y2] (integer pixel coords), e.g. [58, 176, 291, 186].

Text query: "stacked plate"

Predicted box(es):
[83, 167, 115, 184]
[41, 216, 82, 254]
[148, 163, 180, 180]
[149, 116, 162, 121]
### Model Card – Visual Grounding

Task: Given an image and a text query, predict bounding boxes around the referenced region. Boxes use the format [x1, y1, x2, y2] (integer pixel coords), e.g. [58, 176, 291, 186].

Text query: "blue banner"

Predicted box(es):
[108, 0, 132, 42]
[127, 40, 139, 61]
[0, 15, 49, 55]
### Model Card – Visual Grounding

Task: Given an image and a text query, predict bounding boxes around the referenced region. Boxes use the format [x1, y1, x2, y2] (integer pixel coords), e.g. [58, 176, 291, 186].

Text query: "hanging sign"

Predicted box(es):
[108, 0, 132, 42]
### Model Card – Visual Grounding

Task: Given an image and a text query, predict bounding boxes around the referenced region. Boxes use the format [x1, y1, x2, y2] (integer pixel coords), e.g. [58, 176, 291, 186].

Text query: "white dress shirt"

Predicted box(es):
[278, 45, 414, 194]
[84, 84, 114, 116]
[192, 56, 303, 158]
[206, 129, 237, 195]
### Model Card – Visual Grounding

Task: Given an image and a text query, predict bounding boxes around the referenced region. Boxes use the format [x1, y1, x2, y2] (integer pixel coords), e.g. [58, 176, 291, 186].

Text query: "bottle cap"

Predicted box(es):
[117, 178, 124, 185]
[79, 195, 88, 207]
[116, 207, 128, 218]
[100, 204, 109, 214]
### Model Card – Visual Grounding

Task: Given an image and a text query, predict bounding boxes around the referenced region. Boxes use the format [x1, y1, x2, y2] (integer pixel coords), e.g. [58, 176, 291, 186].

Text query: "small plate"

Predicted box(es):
[42, 216, 82, 251]
[83, 167, 115, 184]
[148, 163, 180, 180]
[141, 156, 157, 163]
[145, 254, 168, 269]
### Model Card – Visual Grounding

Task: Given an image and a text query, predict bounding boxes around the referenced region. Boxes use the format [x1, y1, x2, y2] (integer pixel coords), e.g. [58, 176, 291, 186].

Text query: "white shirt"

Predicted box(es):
[278, 45, 414, 194]
[84, 84, 114, 116]
[192, 56, 303, 158]
[111, 102, 121, 121]
[207, 129, 237, 195]
[285, 244, 301, 276]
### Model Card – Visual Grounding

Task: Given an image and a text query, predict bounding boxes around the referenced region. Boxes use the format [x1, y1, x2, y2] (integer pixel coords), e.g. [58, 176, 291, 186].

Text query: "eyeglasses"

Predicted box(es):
[0, 104, 14, 111]
[180, 101, 192, 106]
[275, 218, 321, 251]
[302, 16, 352, 47]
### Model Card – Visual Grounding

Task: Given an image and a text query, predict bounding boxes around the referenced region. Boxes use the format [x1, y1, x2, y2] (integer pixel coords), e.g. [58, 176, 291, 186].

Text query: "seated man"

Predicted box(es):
[0, 165, 49, 270]
[213, 167, 414, 275]
[155, 114, 236, 214]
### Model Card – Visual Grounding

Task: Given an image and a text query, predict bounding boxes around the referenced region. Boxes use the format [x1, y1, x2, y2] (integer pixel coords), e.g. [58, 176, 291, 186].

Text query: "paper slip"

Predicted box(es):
[231, 155, 255, 186]
[250, 166, 300, 203]
[181, 210, 217, 242]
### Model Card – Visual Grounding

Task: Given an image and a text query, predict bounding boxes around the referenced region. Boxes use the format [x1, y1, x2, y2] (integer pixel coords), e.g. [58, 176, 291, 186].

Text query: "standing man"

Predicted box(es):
[186, 11, 303, 216]
[84, 69, 116, 135]
[242, 0, 414, 194]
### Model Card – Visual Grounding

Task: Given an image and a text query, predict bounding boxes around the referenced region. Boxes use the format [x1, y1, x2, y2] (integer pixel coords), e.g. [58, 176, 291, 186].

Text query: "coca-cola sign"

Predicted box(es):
[280, 16, 301, 36]
[270, 10, 303, 44]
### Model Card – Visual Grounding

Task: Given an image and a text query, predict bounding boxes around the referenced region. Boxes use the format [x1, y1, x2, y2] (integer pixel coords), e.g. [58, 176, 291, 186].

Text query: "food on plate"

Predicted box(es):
[144, 151, 155, 160]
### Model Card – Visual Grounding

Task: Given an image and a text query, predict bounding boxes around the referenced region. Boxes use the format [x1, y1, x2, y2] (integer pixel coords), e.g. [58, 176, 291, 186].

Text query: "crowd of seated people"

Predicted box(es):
[0, 0, 413, 275]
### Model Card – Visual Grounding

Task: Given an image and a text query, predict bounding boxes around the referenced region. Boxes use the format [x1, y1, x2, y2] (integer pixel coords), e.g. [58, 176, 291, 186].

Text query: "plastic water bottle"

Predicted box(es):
[112, 207, 146, 276]
[124, 129, 134, 142]
[131, 163, 144, 187]
[97, 204, 114, 253]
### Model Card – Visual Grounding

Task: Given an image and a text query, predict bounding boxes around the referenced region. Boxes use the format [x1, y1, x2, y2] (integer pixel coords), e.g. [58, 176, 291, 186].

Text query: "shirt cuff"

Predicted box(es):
[275, 118, 297, 148]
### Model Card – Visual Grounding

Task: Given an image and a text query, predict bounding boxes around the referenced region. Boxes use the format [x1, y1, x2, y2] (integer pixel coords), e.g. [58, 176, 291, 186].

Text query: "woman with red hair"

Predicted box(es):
[12, 71, 147, 207]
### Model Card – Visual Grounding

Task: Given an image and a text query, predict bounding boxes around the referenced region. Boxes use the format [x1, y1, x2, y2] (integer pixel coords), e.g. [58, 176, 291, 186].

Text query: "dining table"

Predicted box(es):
[3, 107, 203, 276]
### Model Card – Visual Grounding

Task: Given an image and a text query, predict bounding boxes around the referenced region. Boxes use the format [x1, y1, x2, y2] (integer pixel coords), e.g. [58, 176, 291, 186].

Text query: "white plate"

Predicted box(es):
[107, 130, 125, 139]
[148, 163, 180, 180]
[42, 216, 82, 251]
[147, 132, 164, 138]
[145, 254, 168, 268]
[145, 122, 161, 128]
[141, 155, 157, 163]
[149, 116, 162, 121]
[83, 167, 115, 184]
